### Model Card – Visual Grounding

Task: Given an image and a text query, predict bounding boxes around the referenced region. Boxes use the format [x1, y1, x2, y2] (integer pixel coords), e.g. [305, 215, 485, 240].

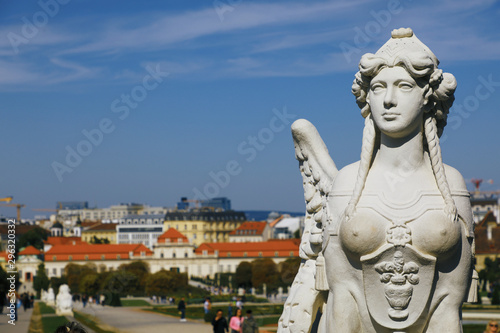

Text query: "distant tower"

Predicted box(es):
[50, 221, 63, 237]
[73, 216, 82, 237]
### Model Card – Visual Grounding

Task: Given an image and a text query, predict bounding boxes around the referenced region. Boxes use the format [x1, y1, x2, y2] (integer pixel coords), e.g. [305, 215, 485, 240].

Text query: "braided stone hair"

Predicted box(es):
[347, 50, 458, 222]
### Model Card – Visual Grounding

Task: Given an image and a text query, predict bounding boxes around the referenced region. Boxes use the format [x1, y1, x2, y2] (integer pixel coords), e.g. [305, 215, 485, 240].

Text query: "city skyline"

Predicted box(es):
[1, 0, 499, 219]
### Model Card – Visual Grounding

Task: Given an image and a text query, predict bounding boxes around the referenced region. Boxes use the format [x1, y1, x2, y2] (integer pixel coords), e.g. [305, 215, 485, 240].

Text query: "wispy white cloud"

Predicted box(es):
[0, 0, 499, 88]
[60, 0, 368, 55]
[47, 58, 101, 83]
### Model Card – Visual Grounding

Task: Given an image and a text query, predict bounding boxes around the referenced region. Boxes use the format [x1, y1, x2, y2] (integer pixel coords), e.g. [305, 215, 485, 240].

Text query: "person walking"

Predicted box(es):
[22, 293, 30, 311]
[228, 302, 233, 320]
[212, 309, 228, 333]
[241, 310, 259, 333]
[229, 308, 244, 333]
[178, 297, 187, 322]
[204, 297, 212, 314]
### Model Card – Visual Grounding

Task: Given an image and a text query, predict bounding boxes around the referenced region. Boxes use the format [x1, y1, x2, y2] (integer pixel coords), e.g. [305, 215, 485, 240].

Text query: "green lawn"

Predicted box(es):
[120, 299, 151, 307]
[38, 302, 56, 315]
[41, 316, 68, 333]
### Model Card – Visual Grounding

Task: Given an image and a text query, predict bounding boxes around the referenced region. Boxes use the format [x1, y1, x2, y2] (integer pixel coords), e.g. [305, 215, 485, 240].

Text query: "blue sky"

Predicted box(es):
[1, 0, 499, 219]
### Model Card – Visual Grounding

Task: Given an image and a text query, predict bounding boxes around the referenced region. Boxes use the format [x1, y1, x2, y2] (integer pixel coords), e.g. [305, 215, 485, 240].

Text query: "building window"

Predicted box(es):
[68, 256, 72, 261]
[290, 251, 294, 257]
[53, 256, 57, 261]
[275, 251, 279, 257]
[52, 268, 56, 275]
[227, 252, 231, 257]
[117, 254, 121, 259]
[184, 252, 188, 258]
[160, 253, 164, 258]
[259, 252, 263, 257]
[173, 253, 176, 258]
[101, 255, 105, 260]
[202, 250, 208, 256]
[214, 250, 219, 256]
[85, 255, 89, 260]
[244, 252, 248, 257]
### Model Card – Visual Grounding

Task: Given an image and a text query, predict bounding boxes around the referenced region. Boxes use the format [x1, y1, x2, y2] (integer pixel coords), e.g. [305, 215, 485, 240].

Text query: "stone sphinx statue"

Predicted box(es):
[278, 28, 477, 333]
[56, 284, 73, 316]
[46, 287, 55, 306]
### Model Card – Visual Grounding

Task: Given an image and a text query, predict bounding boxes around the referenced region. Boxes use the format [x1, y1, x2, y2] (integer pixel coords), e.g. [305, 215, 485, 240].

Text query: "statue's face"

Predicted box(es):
[368, 66, 426, 138]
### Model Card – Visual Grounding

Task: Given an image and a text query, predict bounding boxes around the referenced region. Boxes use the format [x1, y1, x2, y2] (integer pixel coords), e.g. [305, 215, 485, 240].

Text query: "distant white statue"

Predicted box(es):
[41, 289, 47, 302]
[46, 288, 55, 306]
[278, 28, 476, 332]
[56, 284, 73, 316]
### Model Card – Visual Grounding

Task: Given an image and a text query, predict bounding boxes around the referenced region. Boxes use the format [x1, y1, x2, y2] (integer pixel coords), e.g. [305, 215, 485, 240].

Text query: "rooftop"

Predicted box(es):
[45, 243, 153, 261]
[44, 236, 88, 246]
[229, 221, 267, 236]
[157, 228, 189, 244]
[195, 239, 300, 258]
[19, 245, 42, 256]
[82, 223, 118, 232]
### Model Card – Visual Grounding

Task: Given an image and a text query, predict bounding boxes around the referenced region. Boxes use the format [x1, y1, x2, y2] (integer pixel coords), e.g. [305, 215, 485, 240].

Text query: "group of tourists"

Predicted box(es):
[212, 308, 259, 333]
[176, 296, 258, 333]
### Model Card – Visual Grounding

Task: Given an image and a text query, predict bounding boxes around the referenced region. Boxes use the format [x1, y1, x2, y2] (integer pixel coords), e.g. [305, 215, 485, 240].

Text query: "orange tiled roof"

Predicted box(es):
[45, 243, 153, 261]
[157, 228, 189, 243]
[19, 245, 41, 256]
[195, 239, 300, 258]
[229, 221, 267, 236]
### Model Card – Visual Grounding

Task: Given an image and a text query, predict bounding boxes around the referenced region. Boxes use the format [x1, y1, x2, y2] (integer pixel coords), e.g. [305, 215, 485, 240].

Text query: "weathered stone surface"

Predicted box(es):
[278, 28, 476, 333]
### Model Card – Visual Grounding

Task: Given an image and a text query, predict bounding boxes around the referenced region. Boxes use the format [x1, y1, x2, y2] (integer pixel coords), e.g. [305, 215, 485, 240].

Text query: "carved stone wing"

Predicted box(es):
[292, 119, 338, 259]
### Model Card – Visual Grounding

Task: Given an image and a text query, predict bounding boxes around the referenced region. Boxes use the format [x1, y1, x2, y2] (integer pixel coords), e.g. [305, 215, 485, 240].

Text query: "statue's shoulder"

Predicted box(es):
[443, 164, 467, 192]
[331, 161, 360, 192]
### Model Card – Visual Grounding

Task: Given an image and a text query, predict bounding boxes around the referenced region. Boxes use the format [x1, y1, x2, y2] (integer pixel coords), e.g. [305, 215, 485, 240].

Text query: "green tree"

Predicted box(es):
[119, 261, 150, 293]
[65, 263, 96, 293]
[145, 270, 188, 296]
[18, 226, 49, 250]
[90, 236, 110, 244]
[251, 258, 280, 291]
[33, 263, 50, 298]
[50, 276, 68, 294]
[235, 261, 252, 289]
[80, 274, 100, 295]
[215, 273, 235, 289]
[101, 271, 138, 296]
[293, 229, 301, 239]
[279, 257, 301, 286]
